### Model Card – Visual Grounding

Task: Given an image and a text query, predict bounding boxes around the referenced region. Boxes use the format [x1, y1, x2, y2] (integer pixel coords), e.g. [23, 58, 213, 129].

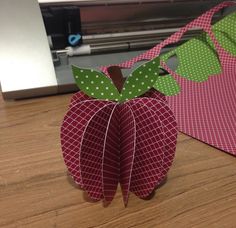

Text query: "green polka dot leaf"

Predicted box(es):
[120, 56, 160, 102]
[154, 75, 180, 96]
[72, 65, 120, 101]
[160, 34, 221, 83]
[213, 12, 236, 56]
[160, 12, 236, 84]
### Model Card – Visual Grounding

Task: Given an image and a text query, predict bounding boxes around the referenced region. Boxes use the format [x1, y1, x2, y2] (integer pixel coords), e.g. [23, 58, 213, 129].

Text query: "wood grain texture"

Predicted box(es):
[0, 94, 236, 228]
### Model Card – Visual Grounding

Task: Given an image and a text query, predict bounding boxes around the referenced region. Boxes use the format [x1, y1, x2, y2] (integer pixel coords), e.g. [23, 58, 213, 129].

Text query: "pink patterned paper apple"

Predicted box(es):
[60, 56, 178, 205]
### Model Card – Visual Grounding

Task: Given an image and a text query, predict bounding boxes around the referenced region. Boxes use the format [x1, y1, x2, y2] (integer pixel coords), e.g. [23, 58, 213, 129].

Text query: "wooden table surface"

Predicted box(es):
[0, 93, 236, 228]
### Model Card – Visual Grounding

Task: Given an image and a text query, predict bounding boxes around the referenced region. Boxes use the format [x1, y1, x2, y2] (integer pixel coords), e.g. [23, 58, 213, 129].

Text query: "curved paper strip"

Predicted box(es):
[72, 65, 120, 101]
[140, 98, 178, 184]
[127, 98, 166, 198]
[60, 100, 111, 187]
[120, 57, 160, 101]
[102, 104, 120, 202]
[80, 104, 116, 200]
[69, 91, 91, 108]
[119, 104, 136, 205]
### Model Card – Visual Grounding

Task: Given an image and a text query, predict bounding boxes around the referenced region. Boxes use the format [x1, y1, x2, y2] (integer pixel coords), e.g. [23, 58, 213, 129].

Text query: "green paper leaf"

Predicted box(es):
[160, 36, 221, 82]
[72, 65, 120, 101]
[120, 56, 160, 101]
[153, 75, 180, 96]
[212, 12, 236, 56]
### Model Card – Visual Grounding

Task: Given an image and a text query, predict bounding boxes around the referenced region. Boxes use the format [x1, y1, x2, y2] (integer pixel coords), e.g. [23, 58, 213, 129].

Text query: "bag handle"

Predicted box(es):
[100, 1, 236, 77]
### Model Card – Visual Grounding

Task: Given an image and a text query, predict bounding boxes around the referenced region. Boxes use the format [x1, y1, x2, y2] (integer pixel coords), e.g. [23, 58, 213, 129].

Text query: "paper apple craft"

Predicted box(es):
[60, 57, 178, 205]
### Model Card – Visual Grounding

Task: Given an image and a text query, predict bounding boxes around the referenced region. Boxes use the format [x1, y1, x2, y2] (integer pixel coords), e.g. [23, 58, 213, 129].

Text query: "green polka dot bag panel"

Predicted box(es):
[159, 12, 236, 86]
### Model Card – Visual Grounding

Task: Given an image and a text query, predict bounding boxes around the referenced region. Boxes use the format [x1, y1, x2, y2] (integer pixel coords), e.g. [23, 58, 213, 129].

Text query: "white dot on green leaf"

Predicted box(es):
[106, 87, 109, 90]
[91, 92, 94, 95]
[145, 75, 148, 78]
[155, 72, 158, 75]
[111, 93, 114, 95]
[91, 70, 94, 72]
[75, 75, 79, 79]
[126, 81, 129, 84]
[81, 81, 84, 84]
[147, 86, 151, 89]
[91, 81, 94, 84]
[85, 75, 89, 78]
[148, 68, 152, 71]
[101, 81, 104, 84]
[138, 89, 141, 92]
[96, 87, 99, 90]
[129, 91, 132, 94]
[115, 99, 118, 101]
[80, 70, 84, 72]
[101, 93, 104, 95]
[141, 82, 145, 85]
[151, 79, 154, 82]
[132, 85, 135, 88]
[139, 71, 142, 74]
[86, 87, 89, 90]
[152, 61, 155, 64]
[96, 75, 99, 78]
[136, 78, 139, 81]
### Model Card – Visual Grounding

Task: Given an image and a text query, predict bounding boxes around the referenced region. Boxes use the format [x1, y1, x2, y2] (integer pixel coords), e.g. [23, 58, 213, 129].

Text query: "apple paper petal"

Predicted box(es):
[153, 75, 180, 96]
[102, 104, 120, 202]
[127, 98, 165, 198]
[60, 100, 112, 187]
[140, 98, 178, 183]
[72, 65, 120, 101]
[80, 104, 116, 200]
[69, 91, 92, 108]
[119, 104, 136, 205]
[120, 56, 160, 101]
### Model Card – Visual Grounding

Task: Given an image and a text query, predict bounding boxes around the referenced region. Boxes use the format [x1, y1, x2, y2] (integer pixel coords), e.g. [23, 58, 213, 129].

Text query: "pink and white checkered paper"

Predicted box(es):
[61, 90, 177, 204]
